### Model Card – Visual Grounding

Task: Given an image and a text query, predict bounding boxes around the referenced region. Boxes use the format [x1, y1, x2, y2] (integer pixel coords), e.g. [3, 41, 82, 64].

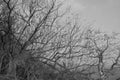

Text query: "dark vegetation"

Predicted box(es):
[0, 0, 120, 80]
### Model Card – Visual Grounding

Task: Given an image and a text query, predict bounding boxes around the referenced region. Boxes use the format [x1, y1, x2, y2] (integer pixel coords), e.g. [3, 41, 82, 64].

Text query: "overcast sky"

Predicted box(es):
[65, 0, 120, 33]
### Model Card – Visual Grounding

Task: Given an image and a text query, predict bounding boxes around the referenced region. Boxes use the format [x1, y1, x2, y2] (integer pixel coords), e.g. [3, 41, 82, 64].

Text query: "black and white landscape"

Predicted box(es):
[0, 0, 120, 80]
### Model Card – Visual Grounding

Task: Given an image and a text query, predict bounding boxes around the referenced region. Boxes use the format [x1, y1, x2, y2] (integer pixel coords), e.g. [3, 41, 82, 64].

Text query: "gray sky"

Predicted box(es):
[65, 0, 120, 33]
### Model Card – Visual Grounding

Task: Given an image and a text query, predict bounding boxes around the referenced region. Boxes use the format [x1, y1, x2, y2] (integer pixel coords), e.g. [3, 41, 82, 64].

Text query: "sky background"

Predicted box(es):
[65, 0, 120, 33]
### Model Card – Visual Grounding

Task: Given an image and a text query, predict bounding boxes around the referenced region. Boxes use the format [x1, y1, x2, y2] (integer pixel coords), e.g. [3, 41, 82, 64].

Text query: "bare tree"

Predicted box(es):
[81, 29, 120, 80]
[0, 0, 89, 80]
[1, 0, 120, 80]
[0, 0, 69, 79]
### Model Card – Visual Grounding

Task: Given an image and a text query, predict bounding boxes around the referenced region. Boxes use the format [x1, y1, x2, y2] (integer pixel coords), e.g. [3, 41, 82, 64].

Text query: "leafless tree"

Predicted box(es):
[81, 29, 120, 80]
[0, 0, 91, 80]
[1, 0, 120, 80]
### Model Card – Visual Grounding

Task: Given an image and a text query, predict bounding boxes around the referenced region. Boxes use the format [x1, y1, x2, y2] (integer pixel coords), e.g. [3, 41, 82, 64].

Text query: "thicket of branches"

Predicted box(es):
[0, 0, 120, 80]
